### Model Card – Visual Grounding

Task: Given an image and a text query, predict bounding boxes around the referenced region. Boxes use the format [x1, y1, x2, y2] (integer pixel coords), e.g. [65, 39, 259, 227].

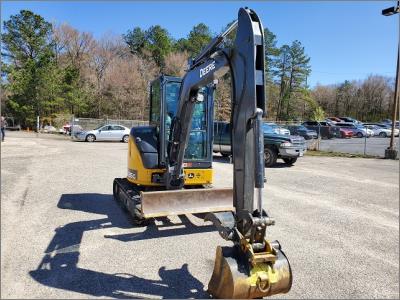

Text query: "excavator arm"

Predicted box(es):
[166, 8, 264, 202]
[166, 50, 230, 188]
[164, 7, 292, 298]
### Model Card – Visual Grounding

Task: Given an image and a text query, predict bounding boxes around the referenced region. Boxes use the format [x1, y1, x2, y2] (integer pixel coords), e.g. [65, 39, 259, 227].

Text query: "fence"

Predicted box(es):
[265, 120, 399, 158]
[71, 117, 148, 132]
[66, 117, 398, 158]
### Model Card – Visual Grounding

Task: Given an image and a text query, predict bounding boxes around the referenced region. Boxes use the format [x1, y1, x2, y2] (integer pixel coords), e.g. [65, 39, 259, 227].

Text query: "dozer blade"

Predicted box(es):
[140, 188, 234, 218]
[208, 244, 292, 299]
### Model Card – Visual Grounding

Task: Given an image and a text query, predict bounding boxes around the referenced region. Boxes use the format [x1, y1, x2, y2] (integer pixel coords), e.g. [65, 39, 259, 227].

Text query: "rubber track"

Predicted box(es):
[113, 178, 148, 226]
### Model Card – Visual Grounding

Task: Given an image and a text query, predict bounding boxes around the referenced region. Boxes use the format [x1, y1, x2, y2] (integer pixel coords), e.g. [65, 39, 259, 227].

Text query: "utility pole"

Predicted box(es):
[382, 1, 400, 159]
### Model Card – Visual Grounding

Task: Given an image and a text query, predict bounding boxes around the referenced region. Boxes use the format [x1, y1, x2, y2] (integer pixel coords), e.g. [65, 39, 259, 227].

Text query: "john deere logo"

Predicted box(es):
[200, 61, 215, 78]
[127, 169, 137, 180]
[187, 173, 195, 179]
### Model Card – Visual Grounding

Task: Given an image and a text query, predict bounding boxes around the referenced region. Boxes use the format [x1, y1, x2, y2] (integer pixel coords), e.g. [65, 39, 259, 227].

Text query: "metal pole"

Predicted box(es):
[364, 130, 367, 155]
[389, 45, 399, 150]
[71, 115, 74, 139]
[383, 1, 400, 159]
[36, 115, 39, 137]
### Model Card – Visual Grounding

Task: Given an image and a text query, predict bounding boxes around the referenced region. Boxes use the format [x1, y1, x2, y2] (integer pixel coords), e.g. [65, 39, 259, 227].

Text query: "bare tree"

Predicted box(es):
[101, 51, 158, 119]
[163, 51, 189, 77]
[312, 75, 394, 121]
[53, 23, 96, 69]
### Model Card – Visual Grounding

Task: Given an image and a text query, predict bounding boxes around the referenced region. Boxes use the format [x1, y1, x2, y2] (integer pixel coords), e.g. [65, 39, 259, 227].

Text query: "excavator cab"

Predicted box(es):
[114, 75, 234, 222]
[122, 75, 214, 188]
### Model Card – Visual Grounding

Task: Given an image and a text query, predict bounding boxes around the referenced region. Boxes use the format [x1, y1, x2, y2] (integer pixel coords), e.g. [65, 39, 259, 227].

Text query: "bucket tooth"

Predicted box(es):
[208, 244, 292, 299]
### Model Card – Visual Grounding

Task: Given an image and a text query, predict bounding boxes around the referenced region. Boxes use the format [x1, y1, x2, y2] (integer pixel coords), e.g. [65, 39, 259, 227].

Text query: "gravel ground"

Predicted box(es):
[1, 131, 399, 299]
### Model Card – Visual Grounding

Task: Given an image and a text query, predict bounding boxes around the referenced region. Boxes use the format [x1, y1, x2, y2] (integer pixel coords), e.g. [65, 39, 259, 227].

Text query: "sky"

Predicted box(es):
[1, 1, 398, 87]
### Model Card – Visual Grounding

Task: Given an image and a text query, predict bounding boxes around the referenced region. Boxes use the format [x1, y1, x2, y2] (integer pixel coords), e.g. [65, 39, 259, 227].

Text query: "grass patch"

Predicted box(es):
[305, 150, 382, 159]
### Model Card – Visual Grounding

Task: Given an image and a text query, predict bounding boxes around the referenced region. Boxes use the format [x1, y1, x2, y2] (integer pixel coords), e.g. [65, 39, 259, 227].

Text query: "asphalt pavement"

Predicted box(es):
[1, 131, 399, 299]
[318, 136, 399, 157]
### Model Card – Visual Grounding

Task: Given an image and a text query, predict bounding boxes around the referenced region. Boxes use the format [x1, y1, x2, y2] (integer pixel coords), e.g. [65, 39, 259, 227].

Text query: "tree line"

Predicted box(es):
[1, 10, 394, 128]
[312, 77, 394, 122]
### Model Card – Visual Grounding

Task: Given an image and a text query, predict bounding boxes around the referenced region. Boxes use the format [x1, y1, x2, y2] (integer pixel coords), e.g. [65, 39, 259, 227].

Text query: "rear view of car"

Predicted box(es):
[302, 121, 337, 139]
[338, 127, 353, 138]
[286, 125, 317, 140]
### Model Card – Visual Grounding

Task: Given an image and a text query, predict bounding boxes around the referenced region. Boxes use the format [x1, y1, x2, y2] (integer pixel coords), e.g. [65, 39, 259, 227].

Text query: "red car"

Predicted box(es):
[62, 123, 83, 135]
[339, 127, 353, 138]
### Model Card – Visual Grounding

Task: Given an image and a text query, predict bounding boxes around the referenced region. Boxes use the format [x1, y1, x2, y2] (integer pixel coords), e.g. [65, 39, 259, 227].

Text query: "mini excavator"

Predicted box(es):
[113, 7, 292, 298]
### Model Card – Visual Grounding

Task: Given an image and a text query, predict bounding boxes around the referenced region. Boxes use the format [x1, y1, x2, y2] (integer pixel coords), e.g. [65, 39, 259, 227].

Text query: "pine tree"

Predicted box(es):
[2, 10, 56, 127]
[184, 23, 212, 57]
[273, 41, 311, 120]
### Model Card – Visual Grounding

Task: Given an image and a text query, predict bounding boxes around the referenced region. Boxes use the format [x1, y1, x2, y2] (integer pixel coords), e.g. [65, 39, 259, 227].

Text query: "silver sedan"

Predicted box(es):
[74, 124, 131, 142]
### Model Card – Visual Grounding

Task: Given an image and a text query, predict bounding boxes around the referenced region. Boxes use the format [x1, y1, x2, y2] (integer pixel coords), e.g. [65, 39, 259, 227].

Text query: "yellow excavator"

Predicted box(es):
[113, 7, 292, 298]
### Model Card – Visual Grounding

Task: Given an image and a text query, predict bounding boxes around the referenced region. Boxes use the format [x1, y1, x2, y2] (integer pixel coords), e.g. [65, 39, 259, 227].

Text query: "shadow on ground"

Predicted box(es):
[29, 193, 212, 298]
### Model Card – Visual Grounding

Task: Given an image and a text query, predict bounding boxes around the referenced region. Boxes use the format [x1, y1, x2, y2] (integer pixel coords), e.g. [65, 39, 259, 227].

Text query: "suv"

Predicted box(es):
[301, 121, 339, 139]
[286, 125, 317, 140]
[339, 117, 361, 124]
[213, 121, 306, 167]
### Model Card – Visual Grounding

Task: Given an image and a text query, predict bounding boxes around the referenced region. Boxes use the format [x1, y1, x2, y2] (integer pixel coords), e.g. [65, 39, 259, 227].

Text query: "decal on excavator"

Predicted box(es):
[200, 61, 216, 78]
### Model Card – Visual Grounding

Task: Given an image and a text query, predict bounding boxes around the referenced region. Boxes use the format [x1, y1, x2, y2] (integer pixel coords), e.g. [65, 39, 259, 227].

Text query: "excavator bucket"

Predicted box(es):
[208, 244, 292, 299]
[140, 188, 234, 218]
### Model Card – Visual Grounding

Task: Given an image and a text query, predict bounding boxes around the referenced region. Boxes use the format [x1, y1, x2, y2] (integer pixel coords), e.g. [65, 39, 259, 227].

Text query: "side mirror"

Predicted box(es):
[99, 130, 102, 133]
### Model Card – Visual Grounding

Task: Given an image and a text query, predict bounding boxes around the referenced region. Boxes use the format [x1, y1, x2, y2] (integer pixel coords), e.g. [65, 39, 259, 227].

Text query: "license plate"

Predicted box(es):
[299, 152, 304, 157]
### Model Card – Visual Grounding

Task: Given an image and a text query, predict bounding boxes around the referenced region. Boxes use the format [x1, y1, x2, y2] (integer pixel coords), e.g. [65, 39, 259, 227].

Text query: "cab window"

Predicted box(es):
[150, 80, 161, 124]
[164, 82, 208, 160]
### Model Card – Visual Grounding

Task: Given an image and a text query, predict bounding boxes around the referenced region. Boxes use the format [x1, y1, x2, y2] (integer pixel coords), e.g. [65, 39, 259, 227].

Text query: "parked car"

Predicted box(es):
[383, 120, 400, 129]
[339, 117, 361, 124]
[62, 124, 83, 135]
[364, 123, 399, 137]
[213, 121, 306, 167]
[320, 121, 342, 138]
[285, 125, 317, 140]
[335, 123, 373, 138]
[43, 125, 57, 133]
[73, 124, 130, 142]
[380, 124, 399, 136]
[264, 122, 290, 135]
[363, 124, 391, 137]
[301, 121, 339, 139]
[327, 117, 342, 123]
[4, 117, 21, 131]
[337, 127, 353, 138]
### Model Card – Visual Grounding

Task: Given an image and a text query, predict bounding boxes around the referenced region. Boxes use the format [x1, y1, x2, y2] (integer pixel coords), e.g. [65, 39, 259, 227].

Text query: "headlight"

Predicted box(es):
[281, 141, 293, 148]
